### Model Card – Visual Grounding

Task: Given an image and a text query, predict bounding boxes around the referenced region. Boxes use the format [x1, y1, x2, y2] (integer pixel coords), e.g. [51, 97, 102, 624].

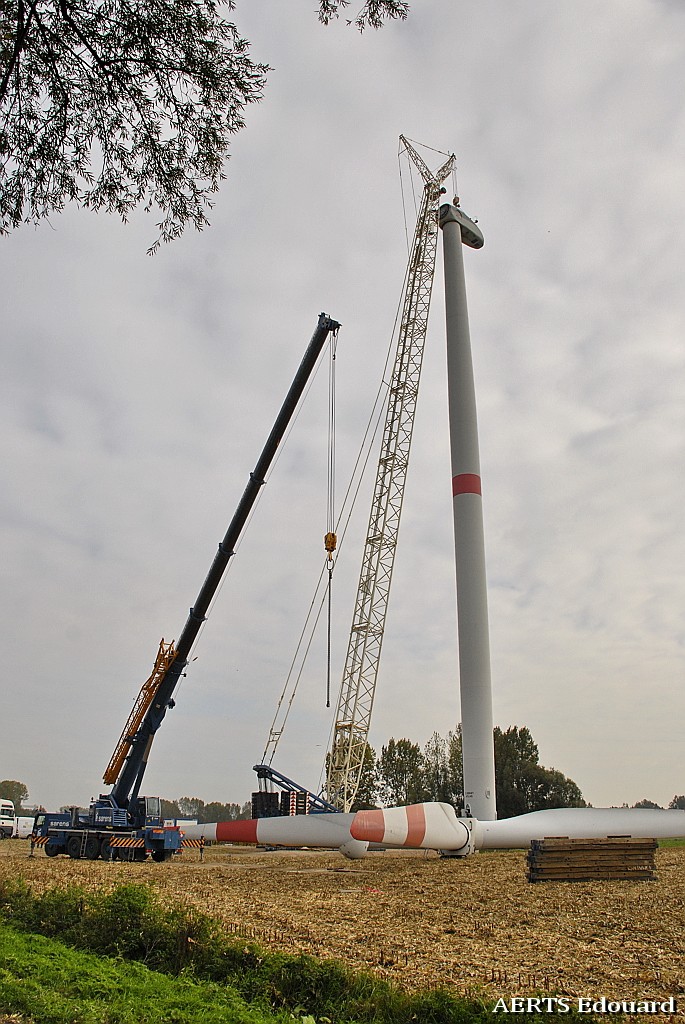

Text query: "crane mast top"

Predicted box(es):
[325, 139, 455, 812]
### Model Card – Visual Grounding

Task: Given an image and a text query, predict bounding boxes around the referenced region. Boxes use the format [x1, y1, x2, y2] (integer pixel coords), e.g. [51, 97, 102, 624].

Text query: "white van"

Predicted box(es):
[0, 799, 15, 839]
[13, 816, 35, 839]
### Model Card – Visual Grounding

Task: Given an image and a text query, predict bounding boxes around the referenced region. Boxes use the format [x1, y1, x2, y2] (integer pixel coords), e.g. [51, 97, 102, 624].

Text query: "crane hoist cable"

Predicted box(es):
[260, 390, 385, 766]
[260, 142, 456, 801]
[324, 332, 337, 708]
[324, 137, 456, 813]
[110, 326, 339, 780]
[178, 338, 335, 698]
[261, 284, 409, 768]
[103, 313, 341, 809]
[326, 329, 337, 544]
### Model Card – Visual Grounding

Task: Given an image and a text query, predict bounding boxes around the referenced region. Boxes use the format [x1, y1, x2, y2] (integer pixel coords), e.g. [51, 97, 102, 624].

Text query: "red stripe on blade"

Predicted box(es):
[452, 473, 481, 496]
[350, 809, 386, 844]
[404, 804, 427, 847]
[215, 819, 259, 843]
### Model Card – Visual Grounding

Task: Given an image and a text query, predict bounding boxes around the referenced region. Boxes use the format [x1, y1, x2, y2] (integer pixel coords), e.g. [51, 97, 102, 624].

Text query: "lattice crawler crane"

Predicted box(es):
[325, 140, 455, 812]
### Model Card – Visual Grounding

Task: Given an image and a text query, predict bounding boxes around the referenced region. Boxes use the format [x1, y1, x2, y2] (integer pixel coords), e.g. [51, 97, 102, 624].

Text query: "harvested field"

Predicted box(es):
[1, 840, 683, 1008]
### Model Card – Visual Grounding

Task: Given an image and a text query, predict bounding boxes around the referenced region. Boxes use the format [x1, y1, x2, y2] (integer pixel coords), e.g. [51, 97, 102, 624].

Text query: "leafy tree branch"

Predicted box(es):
[318, 0, 409, 30]
[0, 0, 409, 251]
[0, 0, 268, 252]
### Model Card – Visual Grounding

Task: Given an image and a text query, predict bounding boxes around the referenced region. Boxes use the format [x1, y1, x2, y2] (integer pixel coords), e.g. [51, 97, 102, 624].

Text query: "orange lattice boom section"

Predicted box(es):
[103, 639, 177, 786]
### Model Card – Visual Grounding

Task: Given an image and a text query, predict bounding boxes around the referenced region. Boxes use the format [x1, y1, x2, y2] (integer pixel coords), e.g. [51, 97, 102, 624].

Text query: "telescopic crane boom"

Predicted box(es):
[105, 313, 341, 809]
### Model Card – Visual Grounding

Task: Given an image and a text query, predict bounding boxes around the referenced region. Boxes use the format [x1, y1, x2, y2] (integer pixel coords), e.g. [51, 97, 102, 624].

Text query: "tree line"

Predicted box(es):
[349, 726, 588, 818]
[0, 780, 44, 813]
[338, 727, 685, 818]
[160, 797, 252, 824]
[3, 750, 684, 822]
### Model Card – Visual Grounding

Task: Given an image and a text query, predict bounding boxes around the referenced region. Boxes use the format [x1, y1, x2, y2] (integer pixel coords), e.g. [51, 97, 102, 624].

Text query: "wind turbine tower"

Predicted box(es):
[182, 149, 685, 857]
[439, 200, 497, 822]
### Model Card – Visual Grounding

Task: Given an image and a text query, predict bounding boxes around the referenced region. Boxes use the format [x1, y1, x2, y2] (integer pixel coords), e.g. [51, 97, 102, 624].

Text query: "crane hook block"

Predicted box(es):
[324, 532, 337, 559]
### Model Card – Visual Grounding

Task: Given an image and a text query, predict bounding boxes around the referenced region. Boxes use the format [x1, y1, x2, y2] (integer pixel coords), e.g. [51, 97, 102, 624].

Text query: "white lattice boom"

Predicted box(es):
[325, 138, 455, 811]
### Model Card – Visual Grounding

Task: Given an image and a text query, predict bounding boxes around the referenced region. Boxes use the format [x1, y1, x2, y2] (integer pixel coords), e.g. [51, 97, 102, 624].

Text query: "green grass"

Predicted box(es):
[0, 922, 292, 1024]
[0, 878, 597, 1023]
[0, 879, 496, 1023]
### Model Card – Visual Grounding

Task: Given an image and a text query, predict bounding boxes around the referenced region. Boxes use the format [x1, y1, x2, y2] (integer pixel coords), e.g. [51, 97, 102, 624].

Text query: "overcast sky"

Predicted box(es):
[2, 0, 684, 814]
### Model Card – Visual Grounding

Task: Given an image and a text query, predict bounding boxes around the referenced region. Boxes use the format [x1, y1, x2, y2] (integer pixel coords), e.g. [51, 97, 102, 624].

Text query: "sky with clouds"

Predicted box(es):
[2, 0, 683, 814]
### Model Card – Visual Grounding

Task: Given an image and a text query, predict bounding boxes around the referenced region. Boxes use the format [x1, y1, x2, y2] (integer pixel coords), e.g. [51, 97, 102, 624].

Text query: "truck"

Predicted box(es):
[0, 800, 15, 839]
[0, 802, 35, 840]
[33, 314, 340, 861]
[33, 797, 180, 861]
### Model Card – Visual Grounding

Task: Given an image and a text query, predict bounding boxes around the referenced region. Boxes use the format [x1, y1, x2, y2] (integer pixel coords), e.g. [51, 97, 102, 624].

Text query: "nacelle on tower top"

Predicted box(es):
[439, 203, 484, 249]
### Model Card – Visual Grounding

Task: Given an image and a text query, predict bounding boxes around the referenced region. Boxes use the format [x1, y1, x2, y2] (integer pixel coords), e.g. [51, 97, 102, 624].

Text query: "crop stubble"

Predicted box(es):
[1, 841, 683, 1005]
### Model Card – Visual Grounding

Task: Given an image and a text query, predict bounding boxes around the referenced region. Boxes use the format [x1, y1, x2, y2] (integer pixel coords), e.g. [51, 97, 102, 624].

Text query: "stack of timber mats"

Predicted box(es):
[526, 837, 657, 882]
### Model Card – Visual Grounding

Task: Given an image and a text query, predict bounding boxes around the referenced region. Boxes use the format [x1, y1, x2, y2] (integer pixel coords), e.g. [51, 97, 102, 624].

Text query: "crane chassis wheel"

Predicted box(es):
[84, 835, 101, 860]
[66, 835, 81, 859]
[100, 838, 116, 861]
[65, 833, 103, 859]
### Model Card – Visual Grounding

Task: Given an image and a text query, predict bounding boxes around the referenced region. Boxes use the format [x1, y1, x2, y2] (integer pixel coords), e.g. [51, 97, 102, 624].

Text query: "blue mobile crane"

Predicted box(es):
[34, 314, 341, 861]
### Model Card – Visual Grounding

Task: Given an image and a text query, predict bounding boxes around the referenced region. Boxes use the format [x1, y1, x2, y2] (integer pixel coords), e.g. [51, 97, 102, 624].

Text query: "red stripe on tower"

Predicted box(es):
[452, 473, 481, 496]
